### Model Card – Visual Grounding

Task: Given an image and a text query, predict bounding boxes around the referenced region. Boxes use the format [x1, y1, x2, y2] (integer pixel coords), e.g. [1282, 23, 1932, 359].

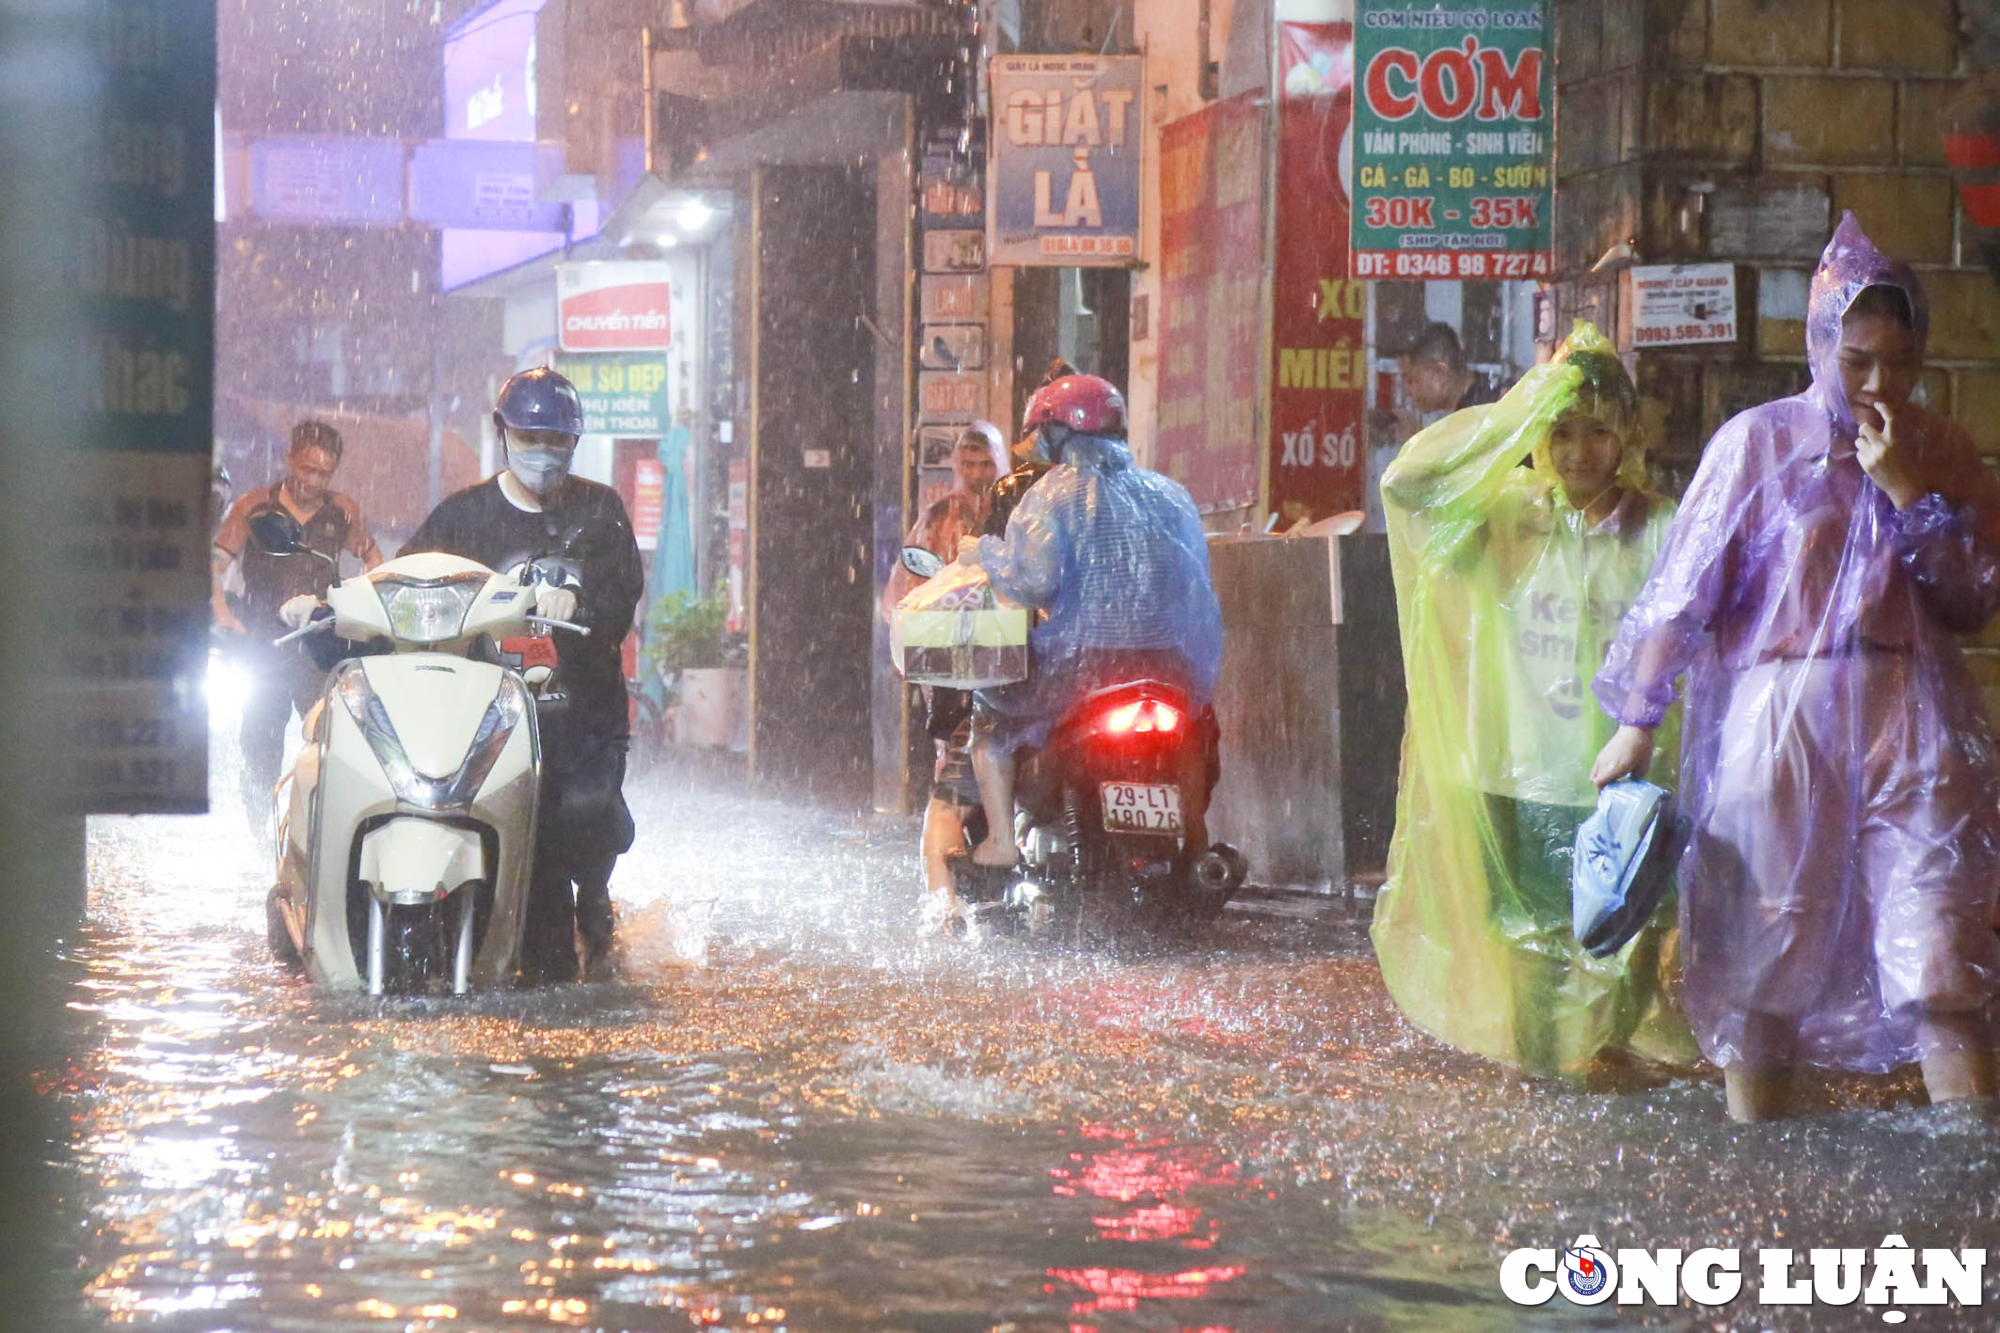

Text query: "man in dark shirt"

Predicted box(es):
[403, 367, 644, 983]
[1392, 322, 1499, 420]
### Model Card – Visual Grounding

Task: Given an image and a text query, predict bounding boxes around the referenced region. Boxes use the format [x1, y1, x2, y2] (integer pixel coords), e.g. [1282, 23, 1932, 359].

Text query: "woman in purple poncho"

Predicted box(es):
[1591, 213, 2000, 1121]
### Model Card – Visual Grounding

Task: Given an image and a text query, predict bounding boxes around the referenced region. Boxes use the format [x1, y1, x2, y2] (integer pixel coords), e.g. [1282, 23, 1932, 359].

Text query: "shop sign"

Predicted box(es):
[65, 0, 216, 812]
[1155, 93, 1268, 514]
[918, 371, 984, 424]
[923, 229, 986, 273]
[250, 136, 405, 225]
[1272, 21, 1370, 521]
[988, 54, 1143, 266]
[551, 352, 671, 435]
[444, 0, 546, 143]
[920, 325, 987, 372]
[921, 274, 988, 323]
[409, 139, 569, 231]
[631, 458, 664, 550]
[1351, 1, 1553, 280]
[1627, 263, 1738, 347]
[920, 158, 985, 225]
[557, 261, 672, 352]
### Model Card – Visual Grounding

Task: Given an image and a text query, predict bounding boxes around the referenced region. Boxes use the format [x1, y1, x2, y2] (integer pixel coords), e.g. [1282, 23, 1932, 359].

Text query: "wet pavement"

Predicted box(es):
[46, 747, 2000, 1331]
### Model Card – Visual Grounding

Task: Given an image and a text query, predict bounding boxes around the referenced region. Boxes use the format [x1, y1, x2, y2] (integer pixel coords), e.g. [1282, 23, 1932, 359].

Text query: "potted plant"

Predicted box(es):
[643, 583, 745, 749]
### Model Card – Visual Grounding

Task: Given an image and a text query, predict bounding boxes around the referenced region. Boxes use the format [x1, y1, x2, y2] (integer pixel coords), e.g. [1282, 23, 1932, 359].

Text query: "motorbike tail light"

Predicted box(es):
[1098, 699, 1183, 738]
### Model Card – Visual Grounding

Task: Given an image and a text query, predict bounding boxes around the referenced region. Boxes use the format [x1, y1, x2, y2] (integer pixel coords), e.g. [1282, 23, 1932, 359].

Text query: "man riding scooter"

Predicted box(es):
[398, 367, 644, 983]
[957, 374, 1224, 872]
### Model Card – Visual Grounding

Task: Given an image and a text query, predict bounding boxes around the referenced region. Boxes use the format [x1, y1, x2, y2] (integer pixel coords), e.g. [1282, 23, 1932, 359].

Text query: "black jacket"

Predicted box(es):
[403, 476, 643, 739]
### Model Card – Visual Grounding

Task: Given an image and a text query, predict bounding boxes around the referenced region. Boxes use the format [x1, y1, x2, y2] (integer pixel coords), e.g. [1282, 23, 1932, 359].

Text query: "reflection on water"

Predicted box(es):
[51, 769, 2000, 1330]
[1049, 1129, 1246, 1325]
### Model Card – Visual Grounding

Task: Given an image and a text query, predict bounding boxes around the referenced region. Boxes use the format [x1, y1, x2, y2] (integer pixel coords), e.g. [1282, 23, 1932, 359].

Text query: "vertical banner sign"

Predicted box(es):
[1351, 2, 1552, 280]
[631, 458, 665, 551]
[1271, 22, 1370, 522]
[726, 458, 748, 634]
[65, 0, 216, 812]
[988, 55, 1143, 266]
[1155, 94, 1267, 513]
[917, 147, 990, 510]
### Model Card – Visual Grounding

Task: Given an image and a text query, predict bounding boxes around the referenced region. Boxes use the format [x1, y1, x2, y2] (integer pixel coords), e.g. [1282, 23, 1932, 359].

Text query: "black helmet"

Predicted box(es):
[982, 460, 1048, 538]
[494, 366, 585, 437]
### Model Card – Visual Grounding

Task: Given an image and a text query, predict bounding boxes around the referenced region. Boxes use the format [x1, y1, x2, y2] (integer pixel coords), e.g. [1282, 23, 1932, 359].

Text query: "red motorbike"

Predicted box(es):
[961, 675, 1246, 934]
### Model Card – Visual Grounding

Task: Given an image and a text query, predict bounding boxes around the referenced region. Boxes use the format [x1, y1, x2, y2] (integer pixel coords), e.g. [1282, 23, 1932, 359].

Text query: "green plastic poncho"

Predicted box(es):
[1371, 322, 1695, 1078]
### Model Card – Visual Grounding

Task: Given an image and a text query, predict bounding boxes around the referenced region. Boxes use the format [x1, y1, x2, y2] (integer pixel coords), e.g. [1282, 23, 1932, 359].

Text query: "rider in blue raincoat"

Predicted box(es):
[959, 374, 1223, 869]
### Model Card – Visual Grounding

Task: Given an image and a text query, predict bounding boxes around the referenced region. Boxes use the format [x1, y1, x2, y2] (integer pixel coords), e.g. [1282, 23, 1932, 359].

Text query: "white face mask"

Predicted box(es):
[507, 438, 575, 496]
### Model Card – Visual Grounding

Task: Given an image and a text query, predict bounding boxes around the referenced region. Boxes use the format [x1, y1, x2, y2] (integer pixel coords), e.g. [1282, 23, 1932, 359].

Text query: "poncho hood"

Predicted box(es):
[1807, 211, 1930, 437]
[1059, 432, 1133, 475]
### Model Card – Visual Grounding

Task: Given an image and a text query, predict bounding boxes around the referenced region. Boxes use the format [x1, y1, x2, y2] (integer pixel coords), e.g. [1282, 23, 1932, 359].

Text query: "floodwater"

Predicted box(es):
[48, 744, 2000, 1330]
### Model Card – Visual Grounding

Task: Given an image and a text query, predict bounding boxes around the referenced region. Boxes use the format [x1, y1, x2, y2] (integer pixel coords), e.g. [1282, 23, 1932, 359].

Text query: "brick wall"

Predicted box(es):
[1555, 0, 2000, 717]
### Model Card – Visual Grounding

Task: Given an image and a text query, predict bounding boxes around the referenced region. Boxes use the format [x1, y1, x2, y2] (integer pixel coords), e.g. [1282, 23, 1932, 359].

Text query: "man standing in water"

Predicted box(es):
[212, 420, 382, 836]
[959, 374, 1223, 871]
[404, 367, 644, 983]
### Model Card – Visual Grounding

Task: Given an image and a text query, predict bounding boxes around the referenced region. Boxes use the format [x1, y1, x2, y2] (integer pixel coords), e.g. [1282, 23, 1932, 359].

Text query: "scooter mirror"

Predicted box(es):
[527, 555, 582, 589]
[559, 517, 631, 556]
[247, 510, 309, 556]
[900, 545, 946, 580]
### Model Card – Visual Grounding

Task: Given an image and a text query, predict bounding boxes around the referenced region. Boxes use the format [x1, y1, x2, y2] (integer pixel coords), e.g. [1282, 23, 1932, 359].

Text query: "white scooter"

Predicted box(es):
[253, 513, 587, 995]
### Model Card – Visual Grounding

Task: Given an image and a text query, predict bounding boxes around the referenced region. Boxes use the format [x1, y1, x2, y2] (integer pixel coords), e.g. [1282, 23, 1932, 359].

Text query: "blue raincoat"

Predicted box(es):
[974, 434, 1222, 747]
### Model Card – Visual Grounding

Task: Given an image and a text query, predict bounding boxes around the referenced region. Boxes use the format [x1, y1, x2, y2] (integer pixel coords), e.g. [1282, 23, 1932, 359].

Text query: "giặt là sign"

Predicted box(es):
[987, 55, 1143, 266]
[1351, 2, 1553, 281]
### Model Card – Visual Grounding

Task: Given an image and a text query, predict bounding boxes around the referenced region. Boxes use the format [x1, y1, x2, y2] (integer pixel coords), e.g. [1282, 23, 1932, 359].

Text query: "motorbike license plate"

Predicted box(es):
[1100, 782, 1183, 835]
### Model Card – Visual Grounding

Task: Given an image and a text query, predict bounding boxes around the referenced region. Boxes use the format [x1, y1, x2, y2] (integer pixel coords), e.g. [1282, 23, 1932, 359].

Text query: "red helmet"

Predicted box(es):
[1023, 374, 1126, 436]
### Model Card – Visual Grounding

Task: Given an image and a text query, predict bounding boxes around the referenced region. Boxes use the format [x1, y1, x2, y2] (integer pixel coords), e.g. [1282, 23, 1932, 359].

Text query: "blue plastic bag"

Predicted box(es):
[1573, 778, 1681, 958]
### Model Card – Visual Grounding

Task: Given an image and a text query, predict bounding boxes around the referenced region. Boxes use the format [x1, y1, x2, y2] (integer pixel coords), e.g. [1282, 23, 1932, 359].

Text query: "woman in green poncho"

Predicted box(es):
[1373, 322, 1694, 1079]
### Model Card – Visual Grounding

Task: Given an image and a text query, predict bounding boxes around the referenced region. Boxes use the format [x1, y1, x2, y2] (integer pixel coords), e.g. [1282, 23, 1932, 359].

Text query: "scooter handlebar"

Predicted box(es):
[526, 616, 590, 637]
[272, 617, 333, 647]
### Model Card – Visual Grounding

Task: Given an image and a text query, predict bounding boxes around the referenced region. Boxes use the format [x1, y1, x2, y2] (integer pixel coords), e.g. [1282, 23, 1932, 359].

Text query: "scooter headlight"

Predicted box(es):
[334, 664, 529, 809]
[373, 573, 486, 644]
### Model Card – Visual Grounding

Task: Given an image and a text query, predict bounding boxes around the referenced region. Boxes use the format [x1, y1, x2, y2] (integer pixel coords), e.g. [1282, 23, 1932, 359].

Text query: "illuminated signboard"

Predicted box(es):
[439, 0, 601, 288]
[444, 0, 545, 142]
[249, 137, 404, 224]
[556, 262, 672, 352]
[1350, 1, 1553, 280]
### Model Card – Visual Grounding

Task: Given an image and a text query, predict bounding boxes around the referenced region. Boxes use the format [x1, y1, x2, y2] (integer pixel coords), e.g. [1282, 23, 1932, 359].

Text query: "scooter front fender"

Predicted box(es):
[359, 818, 485, 905]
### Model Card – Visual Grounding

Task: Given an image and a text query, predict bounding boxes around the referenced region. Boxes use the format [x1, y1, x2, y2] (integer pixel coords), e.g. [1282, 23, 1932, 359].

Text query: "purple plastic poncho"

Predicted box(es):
[1594, 213, 2000, 1073]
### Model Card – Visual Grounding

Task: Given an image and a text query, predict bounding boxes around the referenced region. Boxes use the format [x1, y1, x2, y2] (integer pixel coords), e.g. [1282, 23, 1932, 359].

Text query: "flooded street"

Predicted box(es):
[0, 0, 1990, 1327]
[42, 755, 2000, 1332]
